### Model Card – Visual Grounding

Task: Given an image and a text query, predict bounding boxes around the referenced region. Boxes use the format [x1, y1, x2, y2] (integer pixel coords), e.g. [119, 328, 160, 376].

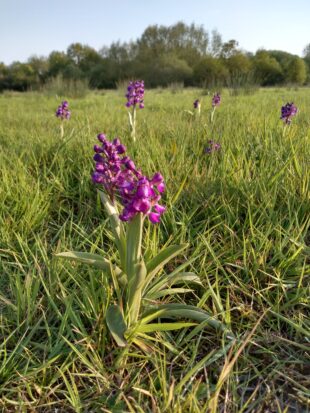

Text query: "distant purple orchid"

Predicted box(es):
[193, 99, 200, 109]
[193, 99, 201, 116]
[205, 140, 221, 154]
[92, 133, 165, 224]
[280, 102, 297, 124]
[125, 80, 145, 109]
[212, 93, 221, 107]
[56, 101, 71, 120]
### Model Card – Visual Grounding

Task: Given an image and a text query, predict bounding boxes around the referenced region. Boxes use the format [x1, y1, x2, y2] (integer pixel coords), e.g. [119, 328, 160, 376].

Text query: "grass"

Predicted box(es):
[0, 87, 309, 412]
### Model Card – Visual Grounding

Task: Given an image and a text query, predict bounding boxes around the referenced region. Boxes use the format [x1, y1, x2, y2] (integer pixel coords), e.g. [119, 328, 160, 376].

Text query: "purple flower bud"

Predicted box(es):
[149, 212, 161, 224]
[137, 184, 151, 198]
[55, 101, 71, 120]
[97, 133, 106, 142]
[205, 140, 221, 154]
[92, 172, 104, 184]
[280, 102, 298, 124]
[157, 182, 165, 193]
[133, 198, 151, 213]
[154, 204, 166, 214]
[125, 159, 136, 171]
[212, 93, 221, 107]
[116, 144, 126, 154]
[151, 172, 164, 184]
[125, 80, 145, 109]
[93, 153, 103, 162]
[95, 163, 105, 172]
[91, 133, 165, 224]
[94, 145, 104, 153]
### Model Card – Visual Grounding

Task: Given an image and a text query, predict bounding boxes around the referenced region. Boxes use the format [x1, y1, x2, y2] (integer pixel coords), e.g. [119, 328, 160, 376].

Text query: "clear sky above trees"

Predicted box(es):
[1, 0, 310, 64]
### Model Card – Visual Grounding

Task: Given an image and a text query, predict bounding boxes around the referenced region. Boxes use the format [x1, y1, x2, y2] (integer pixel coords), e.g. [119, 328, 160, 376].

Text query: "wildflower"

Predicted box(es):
[56, 100, 71, 120]
[280, 102, 297, 124]
[205, 140, 221, 154]
[193, 99, 200, 109]
[125, 80, 145, 109]
[193, 99, 201, 117]
[212, 93, 221, 107]
[92, 134, 165, 224]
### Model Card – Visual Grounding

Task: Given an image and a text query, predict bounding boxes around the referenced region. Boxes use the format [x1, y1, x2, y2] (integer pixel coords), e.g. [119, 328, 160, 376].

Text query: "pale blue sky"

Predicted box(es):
[0, 0, 309, 64]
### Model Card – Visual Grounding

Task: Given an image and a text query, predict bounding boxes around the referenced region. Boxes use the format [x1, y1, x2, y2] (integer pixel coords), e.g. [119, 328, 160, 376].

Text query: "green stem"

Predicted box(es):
[60, 122, 64, 138]
[131, 105, 136, 142]
[211, 107, 216, 124]
[115, 346, 129, 371]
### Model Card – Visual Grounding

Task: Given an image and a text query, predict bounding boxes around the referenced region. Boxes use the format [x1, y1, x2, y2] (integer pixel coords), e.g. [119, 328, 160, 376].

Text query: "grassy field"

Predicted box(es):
[0, 87, 309, 412]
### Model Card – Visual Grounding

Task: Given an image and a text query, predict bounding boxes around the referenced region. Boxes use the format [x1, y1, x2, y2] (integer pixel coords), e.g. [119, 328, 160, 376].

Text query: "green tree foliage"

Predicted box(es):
[0, 23, 308, 92]
[302, 43, 310, 82]
[48, 51, 71, 77]
[4, 62, 37, 91]
[286, 57, 307, 85]
[28, 55, 49, 84]
[0, 62, 9, 91]
[144, 54, 193, 87]
[253, 50, 284, 85]
[210, 29, 223, 57]
[193, 56, 228, 87]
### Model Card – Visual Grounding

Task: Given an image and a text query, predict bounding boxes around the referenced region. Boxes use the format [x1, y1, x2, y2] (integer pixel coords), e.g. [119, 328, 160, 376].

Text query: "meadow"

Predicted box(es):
[0, 87, 309, 412]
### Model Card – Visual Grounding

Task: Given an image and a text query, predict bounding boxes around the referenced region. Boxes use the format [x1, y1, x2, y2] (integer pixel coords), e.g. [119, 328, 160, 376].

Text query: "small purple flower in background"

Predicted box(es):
[211, 93, 221, 123]
[126, 80, 145, 109]
[212, 93, 221, 107]
[193, 99, 200, 109]
[92, 133, 165, 224]
[280, 102, 297, 125]
[205, 140, 221, 154]
[56, 100, 70, 137]
[193, 99, 201, 116]
[56, 101, 71, 120]
[126, 80, 145, 141]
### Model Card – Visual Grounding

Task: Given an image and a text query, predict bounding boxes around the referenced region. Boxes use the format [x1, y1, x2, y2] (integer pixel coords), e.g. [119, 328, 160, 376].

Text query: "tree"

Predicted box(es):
[303, 43, 310, 60]
[210, 29, 223, 57]
[144, 54, 193, 87]
[0, 62, 9, 91]
[225, 52, 253, 88]
[48, 51, 71, 77]
[7, 62, 37, 91]
[28, 55, 48, 84]
[66, 43, 102, 74]
[253, 50, 284, 85]
[221, 40, 239, 58]
[193, 56, 228, 87]
[137, 22, 209, 66]
[286, 57, 307, 85]
[302, 43, 310, 82]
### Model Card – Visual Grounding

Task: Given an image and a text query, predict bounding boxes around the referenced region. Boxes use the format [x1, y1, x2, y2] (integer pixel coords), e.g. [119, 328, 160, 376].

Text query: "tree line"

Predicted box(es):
[1, 22, 310, 92]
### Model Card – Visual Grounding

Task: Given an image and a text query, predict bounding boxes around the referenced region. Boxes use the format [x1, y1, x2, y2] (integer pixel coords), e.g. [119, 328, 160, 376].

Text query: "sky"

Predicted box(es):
[1, 0, 309, 64]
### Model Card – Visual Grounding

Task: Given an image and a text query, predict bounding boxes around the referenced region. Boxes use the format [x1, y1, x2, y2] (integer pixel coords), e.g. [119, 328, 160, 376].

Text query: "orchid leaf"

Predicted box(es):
[127, 260, 147, 325]
[146, 287, 194, 300]
[106, 305, 127, 347]
[55, 251, 127, 286]
[144, 244, 188, 290]
[146, 271, 201, 297]
[142, 304, 230, 334]
[136, 322, 197, 333]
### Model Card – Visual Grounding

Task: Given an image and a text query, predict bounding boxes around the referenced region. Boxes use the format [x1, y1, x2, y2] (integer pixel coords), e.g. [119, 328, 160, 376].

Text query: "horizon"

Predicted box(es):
[1, 0, 309, 65]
